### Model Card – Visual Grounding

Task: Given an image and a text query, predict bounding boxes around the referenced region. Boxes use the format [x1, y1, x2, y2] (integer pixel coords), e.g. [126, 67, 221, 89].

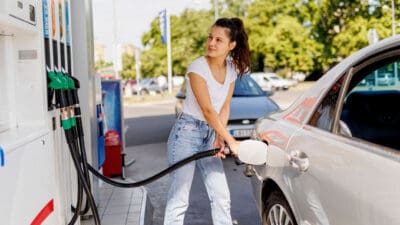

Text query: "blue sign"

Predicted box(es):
[101, 80, 123, 144]
[0, 146, 4, 167]
[159, 9, 167, 44]
[65, 0, 70, 46]
[42, 0, 49, 38]
[96, 104, 105, 169]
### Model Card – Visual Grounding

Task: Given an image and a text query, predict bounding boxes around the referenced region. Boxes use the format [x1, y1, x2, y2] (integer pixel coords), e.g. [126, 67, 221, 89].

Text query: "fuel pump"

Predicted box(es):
[49, 73, 101, 225]
[1, 1, 269, 225]
[0, 1, 59, 224]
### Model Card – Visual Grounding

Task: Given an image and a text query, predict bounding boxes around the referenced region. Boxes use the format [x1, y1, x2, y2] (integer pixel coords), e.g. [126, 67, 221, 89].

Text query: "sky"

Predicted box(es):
[92, 0, 211, 61]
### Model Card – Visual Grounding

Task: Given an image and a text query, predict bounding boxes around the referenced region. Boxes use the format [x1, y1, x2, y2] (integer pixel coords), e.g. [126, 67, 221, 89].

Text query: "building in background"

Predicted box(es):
[121, 44, 136, 56]
[95, 42, 107, 62]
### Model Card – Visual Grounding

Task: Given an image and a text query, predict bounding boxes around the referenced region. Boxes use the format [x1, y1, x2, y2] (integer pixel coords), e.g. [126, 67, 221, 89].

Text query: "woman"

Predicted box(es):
[164, 17, 251, 225]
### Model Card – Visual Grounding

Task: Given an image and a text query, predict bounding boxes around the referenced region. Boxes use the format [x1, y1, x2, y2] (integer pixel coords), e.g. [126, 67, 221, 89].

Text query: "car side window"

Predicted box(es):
[340, 60, 400, 150]
[309, 76, 344, 132]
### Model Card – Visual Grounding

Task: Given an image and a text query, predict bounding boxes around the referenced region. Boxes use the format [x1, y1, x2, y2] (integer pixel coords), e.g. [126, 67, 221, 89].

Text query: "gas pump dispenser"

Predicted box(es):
[0, 1, 268, 225]
[0, 0, 102, 224]
[0, 0, 58, 224]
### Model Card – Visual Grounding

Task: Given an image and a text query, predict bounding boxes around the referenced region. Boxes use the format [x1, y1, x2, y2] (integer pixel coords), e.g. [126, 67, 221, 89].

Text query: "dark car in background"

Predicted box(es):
[175, 75, 279, 139]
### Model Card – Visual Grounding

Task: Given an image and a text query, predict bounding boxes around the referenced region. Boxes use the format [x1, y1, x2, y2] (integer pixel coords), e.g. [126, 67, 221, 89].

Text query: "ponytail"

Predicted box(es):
[214, 17, 251, 78]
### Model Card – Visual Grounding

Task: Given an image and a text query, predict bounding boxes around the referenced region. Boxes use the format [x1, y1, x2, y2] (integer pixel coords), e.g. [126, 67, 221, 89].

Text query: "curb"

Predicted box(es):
[139, 187, 153, 225]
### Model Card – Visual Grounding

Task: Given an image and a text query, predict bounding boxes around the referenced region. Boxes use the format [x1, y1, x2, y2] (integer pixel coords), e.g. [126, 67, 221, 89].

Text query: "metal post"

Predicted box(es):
[391, 0, 398, 84]
[112, 0, 119, 79]
[392, 0, 396, 36]
[214, 0, 219, 21]
[135, 47, 141, 87]
[166, 10, 172, 94]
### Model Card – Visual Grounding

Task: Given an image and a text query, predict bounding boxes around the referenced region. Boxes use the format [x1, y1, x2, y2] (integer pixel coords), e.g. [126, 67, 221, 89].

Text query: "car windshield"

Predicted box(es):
[233, 75, 265, 97]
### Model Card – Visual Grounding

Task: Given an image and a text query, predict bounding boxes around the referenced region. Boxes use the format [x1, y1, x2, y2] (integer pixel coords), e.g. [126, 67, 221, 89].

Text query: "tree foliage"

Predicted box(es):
[245, 0, 322, 77]
[117, 0, 400, 80]
[120, 53, 136, 79]
[95, 59, 112, 71]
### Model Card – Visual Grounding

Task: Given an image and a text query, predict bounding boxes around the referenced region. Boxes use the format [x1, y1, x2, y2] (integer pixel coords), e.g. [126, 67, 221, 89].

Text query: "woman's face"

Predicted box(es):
[206, 26, 236, 59]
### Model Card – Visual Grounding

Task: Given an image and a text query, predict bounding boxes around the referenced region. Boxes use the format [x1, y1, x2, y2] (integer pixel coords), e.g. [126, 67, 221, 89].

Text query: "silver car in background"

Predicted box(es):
[251, 72, 296, 91]
[132, 78, 167, 95]
[248, 35, 400, 225]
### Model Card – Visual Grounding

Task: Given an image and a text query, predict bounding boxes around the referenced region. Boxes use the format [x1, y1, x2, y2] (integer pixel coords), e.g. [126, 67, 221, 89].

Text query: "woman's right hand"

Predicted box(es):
[228, 140, 241, 157]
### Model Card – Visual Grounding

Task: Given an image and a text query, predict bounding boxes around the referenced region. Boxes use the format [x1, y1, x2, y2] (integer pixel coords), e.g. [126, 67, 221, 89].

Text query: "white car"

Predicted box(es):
[247, 35, 400, 225]
[251, 72, 295, 90]
[292, 72, 306, 82]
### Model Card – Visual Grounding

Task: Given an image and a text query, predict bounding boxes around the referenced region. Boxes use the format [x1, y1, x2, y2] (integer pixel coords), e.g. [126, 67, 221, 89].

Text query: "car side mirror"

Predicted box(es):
[175, 92, 186, 100]
[237, 140, 268, 165]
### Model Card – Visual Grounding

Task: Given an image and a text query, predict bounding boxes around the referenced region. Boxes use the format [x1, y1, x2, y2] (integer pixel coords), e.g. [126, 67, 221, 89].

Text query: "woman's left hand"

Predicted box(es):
[213, 135, 226, 159]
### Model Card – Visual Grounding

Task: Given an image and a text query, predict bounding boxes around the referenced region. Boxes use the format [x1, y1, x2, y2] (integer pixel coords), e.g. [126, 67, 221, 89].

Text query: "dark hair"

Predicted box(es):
[214, 17, 251, 78]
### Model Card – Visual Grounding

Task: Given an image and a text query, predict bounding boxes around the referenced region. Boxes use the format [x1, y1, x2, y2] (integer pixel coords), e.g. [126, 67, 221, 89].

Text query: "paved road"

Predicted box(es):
[122, 82, 313, 225]
[124, 143, 261, 225]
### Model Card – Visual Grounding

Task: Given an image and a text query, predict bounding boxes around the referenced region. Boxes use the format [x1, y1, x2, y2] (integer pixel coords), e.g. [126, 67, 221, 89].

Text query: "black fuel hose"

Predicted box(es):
[68, 141, 84, 225]
[87, 148, 222, 188]
[65, 130, 101, 225]
[77, 134, 92, 215]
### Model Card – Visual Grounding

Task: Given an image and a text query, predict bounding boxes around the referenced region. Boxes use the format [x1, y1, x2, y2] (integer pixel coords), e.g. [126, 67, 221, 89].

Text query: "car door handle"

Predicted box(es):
[288, 150, 309, 172]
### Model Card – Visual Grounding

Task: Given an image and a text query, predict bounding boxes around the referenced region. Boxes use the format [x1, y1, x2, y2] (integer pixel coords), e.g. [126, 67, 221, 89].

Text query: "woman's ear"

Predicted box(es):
[229, 41, 237, 51]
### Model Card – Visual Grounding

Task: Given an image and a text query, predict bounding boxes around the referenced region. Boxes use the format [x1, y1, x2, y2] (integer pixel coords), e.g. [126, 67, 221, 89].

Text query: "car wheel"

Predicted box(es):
[263, 190, 297, 225]
[140, 89, 148, 95]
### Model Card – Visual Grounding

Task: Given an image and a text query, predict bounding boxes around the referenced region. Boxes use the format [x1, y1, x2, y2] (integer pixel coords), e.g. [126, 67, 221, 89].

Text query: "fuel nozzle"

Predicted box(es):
[47, 69, 63, 109]
[48, 68, 75, 140]
[69, 76, 84, 137]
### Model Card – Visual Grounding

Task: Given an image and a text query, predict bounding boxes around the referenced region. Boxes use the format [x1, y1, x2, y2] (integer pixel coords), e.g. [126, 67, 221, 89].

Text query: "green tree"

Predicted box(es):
[94, 59, 112, 72]
[264, 16, 322, 77]
[312, 0, 371, 68]
[312, 0, 398, 71]
[136, 0, 400, 80]
[140, 9, 213, 77]
[245, 0, 321, 77]
[140, 17, 168, 78]
[169, 9, 213, 75]
[120, 53, 136, 79]
[216, 0, 252, 18]
[332, 16, 392, 59]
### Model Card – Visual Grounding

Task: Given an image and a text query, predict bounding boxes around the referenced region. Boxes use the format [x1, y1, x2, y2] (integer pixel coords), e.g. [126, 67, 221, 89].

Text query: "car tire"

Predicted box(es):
[263, 190, 297, 225]
[140, 89, 148, 95]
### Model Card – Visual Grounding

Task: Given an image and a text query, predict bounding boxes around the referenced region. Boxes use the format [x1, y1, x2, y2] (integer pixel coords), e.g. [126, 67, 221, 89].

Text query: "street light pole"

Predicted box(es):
[391, 0, 396, 36]
[166, 10, 172, 94]
[135, 47, 141, 86]
[112, 0, 119, 79]
[214, 0, 219, 21]
[390, 0, 399, 84]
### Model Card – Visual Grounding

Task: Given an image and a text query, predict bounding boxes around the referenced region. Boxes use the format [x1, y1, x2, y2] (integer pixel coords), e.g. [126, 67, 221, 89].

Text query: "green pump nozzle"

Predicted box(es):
[48, 68, 72, 130]
[48, 70, 63, 90]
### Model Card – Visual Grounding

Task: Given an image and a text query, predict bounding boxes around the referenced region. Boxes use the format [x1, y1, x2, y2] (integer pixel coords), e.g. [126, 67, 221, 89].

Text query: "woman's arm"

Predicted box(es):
[213, 82, 235, 156]
[188, 72, 239, 154]
[219, 82, 234, 126]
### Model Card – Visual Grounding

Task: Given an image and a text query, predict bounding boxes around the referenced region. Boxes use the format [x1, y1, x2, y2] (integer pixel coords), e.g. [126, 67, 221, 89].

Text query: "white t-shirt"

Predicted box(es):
[182, 56, 237, 121]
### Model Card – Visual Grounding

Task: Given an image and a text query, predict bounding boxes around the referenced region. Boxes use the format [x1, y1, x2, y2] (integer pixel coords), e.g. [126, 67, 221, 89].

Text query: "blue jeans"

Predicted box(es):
[163, 113, 233, 225]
